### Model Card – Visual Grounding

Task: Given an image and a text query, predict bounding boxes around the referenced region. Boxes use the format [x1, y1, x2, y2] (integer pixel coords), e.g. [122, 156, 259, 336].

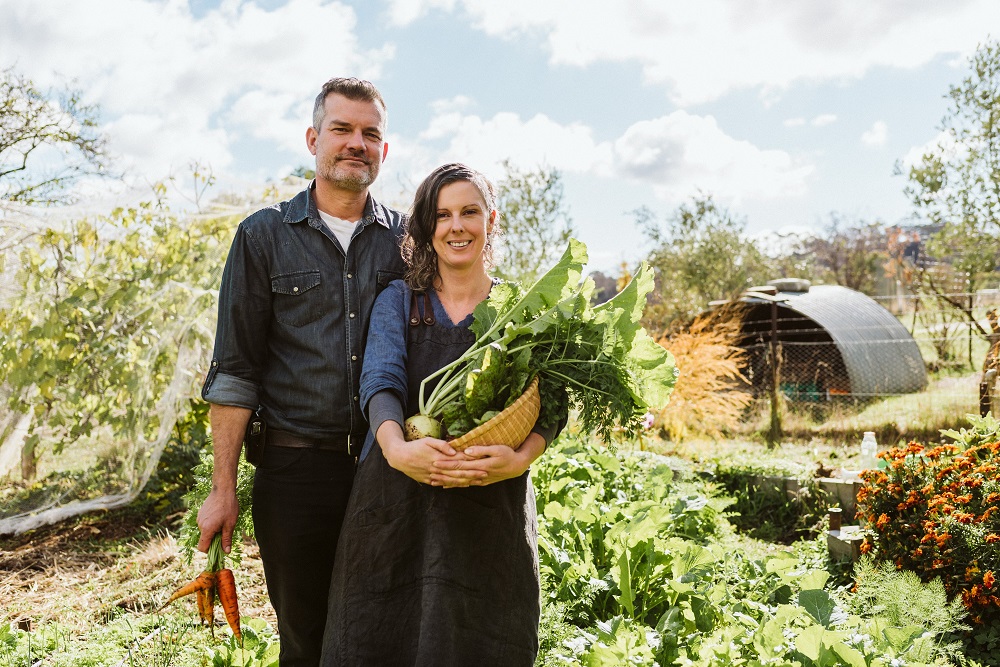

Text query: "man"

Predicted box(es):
[196, 77, 406, 666]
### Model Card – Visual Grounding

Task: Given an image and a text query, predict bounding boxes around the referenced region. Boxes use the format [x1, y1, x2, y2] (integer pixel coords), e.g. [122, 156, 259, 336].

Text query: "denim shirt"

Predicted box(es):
[202, 182, 407, 439]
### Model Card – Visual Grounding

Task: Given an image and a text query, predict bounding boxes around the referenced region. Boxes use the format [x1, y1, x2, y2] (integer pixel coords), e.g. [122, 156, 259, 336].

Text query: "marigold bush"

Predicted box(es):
[856, 417, 1000, 625]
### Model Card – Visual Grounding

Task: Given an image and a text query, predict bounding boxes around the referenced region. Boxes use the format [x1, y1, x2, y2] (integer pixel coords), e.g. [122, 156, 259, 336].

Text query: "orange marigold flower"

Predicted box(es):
[914, 547, 923, 557]
[859, 539, 872, 554]
[984, 571, 996, 589]
[876, 514, 890, 529]
[933, 559, 945, 569]
[985, 534, 1000, 544]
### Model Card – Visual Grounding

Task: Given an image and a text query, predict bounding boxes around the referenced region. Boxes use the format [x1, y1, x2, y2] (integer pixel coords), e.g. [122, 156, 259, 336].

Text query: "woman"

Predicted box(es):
[320, 163, 559, 666]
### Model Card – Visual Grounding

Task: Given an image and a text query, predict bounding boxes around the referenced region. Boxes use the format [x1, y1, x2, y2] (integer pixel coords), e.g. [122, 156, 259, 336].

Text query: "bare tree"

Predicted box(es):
[803, 214, 888, 294]
[1, 66, 111, 205]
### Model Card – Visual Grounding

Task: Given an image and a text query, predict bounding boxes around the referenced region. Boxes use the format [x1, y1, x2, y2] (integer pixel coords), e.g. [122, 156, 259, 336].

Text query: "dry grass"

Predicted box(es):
[655, 307, 753, 442]
[1, 524, 274, 634]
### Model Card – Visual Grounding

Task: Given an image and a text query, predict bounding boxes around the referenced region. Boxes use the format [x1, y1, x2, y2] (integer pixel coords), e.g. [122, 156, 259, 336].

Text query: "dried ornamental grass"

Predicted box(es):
[655, 308, 751, 442]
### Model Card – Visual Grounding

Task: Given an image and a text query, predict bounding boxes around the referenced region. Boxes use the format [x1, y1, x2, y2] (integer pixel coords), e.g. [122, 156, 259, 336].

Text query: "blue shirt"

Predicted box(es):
[202, 182, 406, 439]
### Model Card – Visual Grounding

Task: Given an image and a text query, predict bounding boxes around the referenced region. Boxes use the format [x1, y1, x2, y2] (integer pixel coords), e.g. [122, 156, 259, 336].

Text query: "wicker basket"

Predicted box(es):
[448, 376, 540, 452]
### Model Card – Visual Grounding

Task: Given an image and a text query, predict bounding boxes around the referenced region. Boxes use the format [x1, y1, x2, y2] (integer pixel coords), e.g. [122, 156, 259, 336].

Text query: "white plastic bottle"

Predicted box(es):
[860, 431, 878, 470]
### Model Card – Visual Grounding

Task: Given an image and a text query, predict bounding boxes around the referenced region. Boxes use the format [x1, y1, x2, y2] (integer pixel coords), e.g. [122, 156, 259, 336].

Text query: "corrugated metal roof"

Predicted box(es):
[742, 284, 927, 395]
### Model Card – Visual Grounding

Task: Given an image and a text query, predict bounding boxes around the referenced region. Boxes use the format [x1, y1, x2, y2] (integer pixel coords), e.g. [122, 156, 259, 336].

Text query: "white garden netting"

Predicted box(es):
[0, 185, 289, 536]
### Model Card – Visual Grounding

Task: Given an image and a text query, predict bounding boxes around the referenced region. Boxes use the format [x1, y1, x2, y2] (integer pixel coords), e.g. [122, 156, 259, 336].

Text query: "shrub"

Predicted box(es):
[856, 415, 1000, 628]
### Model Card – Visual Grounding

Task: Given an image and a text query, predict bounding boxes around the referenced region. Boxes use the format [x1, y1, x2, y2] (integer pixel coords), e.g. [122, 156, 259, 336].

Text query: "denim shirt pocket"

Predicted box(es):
[271, 270, 323, 327]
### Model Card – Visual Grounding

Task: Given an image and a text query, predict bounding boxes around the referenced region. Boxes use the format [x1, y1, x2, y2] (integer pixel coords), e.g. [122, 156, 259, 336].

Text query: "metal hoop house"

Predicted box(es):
[736, 282, 927, 400]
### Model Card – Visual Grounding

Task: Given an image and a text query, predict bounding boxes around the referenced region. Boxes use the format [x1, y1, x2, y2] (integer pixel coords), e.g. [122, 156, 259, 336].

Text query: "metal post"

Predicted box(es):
[982, 369, 997, 418]
[768, 299, 782, 447]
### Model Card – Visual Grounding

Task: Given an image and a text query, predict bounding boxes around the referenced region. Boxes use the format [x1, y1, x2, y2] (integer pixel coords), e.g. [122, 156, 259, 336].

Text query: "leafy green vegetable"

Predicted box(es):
[414, 238, 678, 441]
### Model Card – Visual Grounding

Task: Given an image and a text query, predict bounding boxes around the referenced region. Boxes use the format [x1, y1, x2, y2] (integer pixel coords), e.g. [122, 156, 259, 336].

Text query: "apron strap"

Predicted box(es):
[409, 290, 435, 327]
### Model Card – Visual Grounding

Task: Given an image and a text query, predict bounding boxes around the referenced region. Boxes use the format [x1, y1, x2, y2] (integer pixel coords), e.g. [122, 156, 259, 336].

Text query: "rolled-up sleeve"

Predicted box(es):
[360, 281, 409, 416]
[202, 221, 271, 408]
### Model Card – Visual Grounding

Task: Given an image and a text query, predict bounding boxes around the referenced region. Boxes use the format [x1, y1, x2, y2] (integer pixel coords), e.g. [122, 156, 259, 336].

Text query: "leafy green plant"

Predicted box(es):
[206, 618, 280, 667]
[847, 557, 968, 663]
[178, 444, 256, 564]
[713, 462, 831, 543]
[409, 239, 677, 441]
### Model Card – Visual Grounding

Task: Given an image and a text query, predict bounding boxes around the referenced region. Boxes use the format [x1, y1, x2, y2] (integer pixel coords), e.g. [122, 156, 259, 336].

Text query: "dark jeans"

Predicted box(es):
[253, 445, 356, 667]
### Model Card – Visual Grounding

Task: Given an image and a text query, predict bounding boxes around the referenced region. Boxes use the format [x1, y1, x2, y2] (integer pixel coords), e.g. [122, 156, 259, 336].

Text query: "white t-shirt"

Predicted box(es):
[318, 210, 358, 252]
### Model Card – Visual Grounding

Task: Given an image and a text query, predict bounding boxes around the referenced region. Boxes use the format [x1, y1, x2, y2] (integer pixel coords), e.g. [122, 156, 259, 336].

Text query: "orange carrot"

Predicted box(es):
[196, 586, 216, 633]
[215, 568, 242, 643]
[159, 570, 216, 611]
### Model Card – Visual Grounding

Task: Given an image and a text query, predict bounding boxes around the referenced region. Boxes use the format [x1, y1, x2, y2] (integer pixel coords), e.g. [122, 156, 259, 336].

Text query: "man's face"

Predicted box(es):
[307, 93, 388, 193]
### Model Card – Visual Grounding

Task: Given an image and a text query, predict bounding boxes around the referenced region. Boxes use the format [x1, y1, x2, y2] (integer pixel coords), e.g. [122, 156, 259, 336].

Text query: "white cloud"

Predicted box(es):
[612, 111, 814, 202]
[386, 0, 1000, 105]
[430, 95, 476, 114]
[899, 130, 961, 169]
[389, 105, 814, 206]
[861, 120, 888, 146]
[0, 0, 393, 186]
[811, 114, 837, 127]
[417, 109, 611, 178]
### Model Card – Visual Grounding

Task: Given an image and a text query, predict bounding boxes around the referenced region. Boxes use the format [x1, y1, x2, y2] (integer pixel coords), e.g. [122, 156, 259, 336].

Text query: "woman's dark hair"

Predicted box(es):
[402, 163, 500, 291]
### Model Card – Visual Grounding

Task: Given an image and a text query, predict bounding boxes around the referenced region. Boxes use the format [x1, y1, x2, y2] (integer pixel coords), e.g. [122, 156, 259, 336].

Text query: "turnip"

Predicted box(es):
[404, 414, 443, 440]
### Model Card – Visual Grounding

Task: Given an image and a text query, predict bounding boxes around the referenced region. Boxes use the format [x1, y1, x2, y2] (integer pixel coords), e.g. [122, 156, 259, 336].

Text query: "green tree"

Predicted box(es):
[492, 160, 574, 286]
[901, 40, 1000, 347]
[0, 66, 112, 205]
[639, 194, 771, 331]
[0, 173, 260, 508]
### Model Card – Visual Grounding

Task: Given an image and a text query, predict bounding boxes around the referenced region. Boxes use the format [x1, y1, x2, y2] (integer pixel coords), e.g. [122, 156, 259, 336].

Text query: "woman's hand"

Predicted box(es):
[431, 432, 546, 486]
[377, 421, 486, 487]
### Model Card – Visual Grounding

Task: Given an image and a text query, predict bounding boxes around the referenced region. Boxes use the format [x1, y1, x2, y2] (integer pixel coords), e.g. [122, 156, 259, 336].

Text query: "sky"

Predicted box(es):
[2, 0, 999, 272]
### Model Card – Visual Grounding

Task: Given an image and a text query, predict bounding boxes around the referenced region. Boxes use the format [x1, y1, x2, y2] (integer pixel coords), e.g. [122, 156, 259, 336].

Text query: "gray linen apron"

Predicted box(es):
[321, 288, 540, 666]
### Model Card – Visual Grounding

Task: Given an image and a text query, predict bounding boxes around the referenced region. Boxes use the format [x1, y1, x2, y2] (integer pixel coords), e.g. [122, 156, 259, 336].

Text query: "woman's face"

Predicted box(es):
[432, 179, 495, 274]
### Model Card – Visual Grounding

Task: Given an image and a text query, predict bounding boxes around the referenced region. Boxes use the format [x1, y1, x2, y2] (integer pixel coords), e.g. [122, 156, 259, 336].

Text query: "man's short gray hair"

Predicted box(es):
[312, 78, 387, 130]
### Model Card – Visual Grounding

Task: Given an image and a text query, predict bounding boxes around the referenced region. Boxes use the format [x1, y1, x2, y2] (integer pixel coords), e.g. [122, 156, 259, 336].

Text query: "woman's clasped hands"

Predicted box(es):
[377, 421, 544, 488]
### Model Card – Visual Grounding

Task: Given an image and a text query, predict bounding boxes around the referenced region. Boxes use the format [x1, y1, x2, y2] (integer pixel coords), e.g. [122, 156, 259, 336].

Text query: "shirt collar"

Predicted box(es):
[284, 180, 390, 230]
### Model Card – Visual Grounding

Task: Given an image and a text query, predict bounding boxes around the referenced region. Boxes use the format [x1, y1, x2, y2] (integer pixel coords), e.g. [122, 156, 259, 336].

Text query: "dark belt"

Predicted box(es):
[269, 428, 364, 456]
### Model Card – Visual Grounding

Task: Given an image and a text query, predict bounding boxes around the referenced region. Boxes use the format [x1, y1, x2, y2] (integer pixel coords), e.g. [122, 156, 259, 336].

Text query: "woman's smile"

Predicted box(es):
[433, 180, 495, 271]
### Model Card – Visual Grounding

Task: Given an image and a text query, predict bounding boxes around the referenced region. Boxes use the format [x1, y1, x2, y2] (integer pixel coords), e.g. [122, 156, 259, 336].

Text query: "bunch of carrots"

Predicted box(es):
[158, 533, 241, 643]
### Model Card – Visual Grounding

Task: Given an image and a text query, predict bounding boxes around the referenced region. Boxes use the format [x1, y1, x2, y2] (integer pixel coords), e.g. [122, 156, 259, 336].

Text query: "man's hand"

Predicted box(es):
[197, 403, 252, 554]
[197, 487, 239, 553]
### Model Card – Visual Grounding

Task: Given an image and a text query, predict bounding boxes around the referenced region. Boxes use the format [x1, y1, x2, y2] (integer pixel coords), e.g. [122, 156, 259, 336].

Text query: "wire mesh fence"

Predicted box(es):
[734, 289, 995, 444]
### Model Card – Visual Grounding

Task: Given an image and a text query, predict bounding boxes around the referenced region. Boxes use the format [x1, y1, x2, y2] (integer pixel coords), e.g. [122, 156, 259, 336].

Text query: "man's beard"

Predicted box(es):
[318, 154, 378, 192]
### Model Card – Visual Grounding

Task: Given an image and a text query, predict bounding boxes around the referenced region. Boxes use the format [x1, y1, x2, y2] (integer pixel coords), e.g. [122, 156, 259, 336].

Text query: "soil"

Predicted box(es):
[0, 503, 275, 633]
